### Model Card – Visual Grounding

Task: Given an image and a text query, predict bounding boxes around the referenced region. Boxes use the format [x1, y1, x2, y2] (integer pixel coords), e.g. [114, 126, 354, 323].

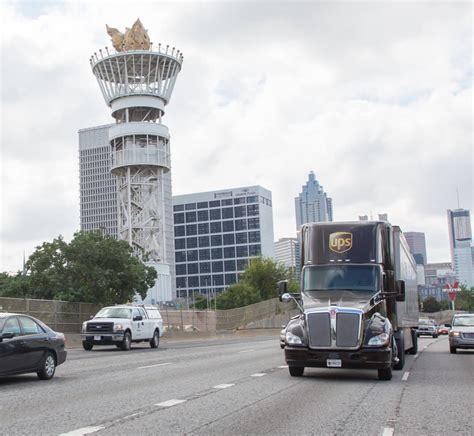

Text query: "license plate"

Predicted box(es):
[94, 335, 101, 341]
[327, 359, 342, 368]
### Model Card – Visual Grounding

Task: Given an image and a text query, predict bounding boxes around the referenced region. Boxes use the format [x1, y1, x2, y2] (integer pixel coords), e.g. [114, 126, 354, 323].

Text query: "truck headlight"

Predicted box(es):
[82, 322, 88, 333]
[113, 324, 124, 332]
[286, 331, 303, 345]
[367, 332, 390, 346]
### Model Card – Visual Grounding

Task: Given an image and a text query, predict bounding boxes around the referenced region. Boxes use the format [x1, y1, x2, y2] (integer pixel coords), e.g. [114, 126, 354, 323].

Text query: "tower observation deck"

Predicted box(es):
[90, 20, 183, 302]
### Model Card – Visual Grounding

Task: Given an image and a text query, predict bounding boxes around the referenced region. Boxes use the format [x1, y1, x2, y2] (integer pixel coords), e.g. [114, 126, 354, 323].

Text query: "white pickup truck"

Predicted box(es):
[81, 305, 163, 351]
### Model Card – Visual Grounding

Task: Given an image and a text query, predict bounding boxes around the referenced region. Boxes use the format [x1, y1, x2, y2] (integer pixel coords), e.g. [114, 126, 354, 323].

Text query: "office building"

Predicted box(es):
[405, 232, 428, 265]
[447, 209, 473, 287]
[295, 171, 333, 228]
[274, 237, 299, 277]
[173, 186, 275, 298]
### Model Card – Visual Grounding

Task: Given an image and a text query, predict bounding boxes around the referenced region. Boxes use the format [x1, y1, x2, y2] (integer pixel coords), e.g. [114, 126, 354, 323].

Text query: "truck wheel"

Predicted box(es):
[37, 352, 56, 380]
[393, 333, 405, 370]
[82, 342, 93, 351]
[450, 346, 457, 354]
[150, 330, 160, 349]
[121, 331, 132, 351]
[409, 329, 418, 355]
[378, 367, 392, 380]
[289, 366, 304, 377]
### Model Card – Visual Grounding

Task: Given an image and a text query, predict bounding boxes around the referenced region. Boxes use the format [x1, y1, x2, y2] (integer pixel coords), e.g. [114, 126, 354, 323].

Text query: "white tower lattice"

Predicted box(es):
[90, 37, 183, 302]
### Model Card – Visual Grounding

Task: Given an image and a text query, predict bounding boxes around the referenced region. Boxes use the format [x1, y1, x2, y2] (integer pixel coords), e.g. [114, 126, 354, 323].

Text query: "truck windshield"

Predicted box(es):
[303, 265, 379, 293]
[95, 307, 132, 319]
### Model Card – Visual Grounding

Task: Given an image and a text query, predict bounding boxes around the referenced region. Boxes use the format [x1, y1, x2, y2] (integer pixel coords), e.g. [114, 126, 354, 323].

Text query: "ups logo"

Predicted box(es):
[329, 232, 352, 253]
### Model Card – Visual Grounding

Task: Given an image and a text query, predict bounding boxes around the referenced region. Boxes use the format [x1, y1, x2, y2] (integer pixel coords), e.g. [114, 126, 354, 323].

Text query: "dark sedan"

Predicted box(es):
[0, 313, 67, 380]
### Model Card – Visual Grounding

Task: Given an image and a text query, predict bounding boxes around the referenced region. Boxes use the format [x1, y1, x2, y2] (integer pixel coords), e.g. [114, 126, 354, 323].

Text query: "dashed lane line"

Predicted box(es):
[251, 373, 267, 377]
[59, 426, 105, 436]
[137, 362, 172, 369]
[238, 349, 255, 353]
[155, 399, 187, 407]
[402, 371, 410, 381]
[382, 427, 394, 436]
[213, 383, 235, 389]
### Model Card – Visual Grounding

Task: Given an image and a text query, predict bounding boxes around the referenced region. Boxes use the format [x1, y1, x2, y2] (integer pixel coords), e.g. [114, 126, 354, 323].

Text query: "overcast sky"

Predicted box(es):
[0, 0, 472, 272]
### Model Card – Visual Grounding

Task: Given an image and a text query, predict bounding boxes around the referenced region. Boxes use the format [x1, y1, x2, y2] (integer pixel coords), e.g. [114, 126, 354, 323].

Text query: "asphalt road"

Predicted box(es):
[0, 335, 472, 436]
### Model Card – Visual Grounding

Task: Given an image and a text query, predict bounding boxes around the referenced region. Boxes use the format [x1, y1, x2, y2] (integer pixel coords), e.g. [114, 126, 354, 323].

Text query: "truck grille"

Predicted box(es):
[86, 322, 114, 333]
[307, 309, 362, 349]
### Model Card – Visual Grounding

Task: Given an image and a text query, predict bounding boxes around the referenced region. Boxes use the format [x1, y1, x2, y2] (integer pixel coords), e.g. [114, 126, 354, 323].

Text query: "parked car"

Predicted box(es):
[81, 305, 163, 351]
[417, 318, 438, 338]
[0, 313, 67, 380]
[448, 313, 474, 354]
[437, 324, 450, 335]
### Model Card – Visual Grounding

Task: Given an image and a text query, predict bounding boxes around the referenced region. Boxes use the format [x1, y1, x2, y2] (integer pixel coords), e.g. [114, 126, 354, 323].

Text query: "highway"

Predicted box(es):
[0, 334, 472, 435]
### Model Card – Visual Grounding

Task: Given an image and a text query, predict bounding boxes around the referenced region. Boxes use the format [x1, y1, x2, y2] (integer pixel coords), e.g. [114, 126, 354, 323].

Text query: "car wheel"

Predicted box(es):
[150, 330, 160, 349]
[433, 334, 438, 338]
[409, 329, 418, 355]
[378, 367, 392, 381]
[82, 341, 93, 351]
[37, 352, 56, 380]
[393, 332, 405, 370]
[450, 346, 457, 354]
[121, 331, 132, 351]
[288, 366, 304, 377]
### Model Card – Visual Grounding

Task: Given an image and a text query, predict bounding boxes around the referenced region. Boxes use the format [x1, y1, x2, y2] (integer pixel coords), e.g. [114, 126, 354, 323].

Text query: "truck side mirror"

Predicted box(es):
[396, 280, 405, 302]
[278, 280, 288, 302]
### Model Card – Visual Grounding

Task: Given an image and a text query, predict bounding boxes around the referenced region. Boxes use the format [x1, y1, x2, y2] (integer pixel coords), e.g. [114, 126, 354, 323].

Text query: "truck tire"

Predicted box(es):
[150, 330, 160, 349]
[409, 329, 418, 355]
[450, 346, 457, 354]
[393, 332, 405, 370]
[378, 367, 392, 380]
[82, 341, 93, 351]
[121, 331, 132, 351]
[289, 366, 304, 377]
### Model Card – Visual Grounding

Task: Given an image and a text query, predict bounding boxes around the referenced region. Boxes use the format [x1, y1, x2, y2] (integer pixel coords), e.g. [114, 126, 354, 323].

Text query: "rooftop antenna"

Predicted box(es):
[456, 188, 460, 209]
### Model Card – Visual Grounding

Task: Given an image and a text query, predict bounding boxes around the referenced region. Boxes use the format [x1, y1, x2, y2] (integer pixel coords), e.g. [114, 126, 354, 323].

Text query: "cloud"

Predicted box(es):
[0, 0, 472, 272]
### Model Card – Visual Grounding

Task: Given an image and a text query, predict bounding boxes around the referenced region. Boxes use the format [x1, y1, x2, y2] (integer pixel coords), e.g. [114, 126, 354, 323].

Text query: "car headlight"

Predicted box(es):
[285, 331, 303, 345]
[113, 324, 124, 332]
[367, 332, 390, 346]
[449, 331, 460, 337]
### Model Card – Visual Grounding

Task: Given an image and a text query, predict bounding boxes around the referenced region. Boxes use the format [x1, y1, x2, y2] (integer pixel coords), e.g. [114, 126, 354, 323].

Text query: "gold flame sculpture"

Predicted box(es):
[106, 18, 151, 51]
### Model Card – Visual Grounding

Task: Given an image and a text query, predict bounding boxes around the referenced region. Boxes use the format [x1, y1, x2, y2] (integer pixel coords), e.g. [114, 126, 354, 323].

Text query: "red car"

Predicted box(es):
[437, 325, 450, 335]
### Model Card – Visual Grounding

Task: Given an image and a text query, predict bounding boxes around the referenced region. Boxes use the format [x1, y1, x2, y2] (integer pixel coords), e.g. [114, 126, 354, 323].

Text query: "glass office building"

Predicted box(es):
[173, 186, 275, 298]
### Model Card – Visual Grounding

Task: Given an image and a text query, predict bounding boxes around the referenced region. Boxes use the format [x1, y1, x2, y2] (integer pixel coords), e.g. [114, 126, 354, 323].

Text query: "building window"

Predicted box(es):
[236, 246, 248, 257]
[198, 223, 209, 234]
[234, 206, 246, 218]
[222, 207, 234, 219]
[211, 235, 222, 246]
[209, 200, 220, 208]
[187, 237, 198, 249]
[188, 276, 199, 287]
[212, 261, 224, 273]
[224, 260, 236, 271]
[210, 222, 222, 233]
[199, 249, 210, 260]
[211, 248, 223, 259]
[173, 205, 184, 212]
[248, 231, 260, 243]
[212, 274, 224, 286]
[186, 224, 197, 236]
[236, 232, 248, 244]
[235, 219, 247, 231]
[175, 238, 186, 250]
[197, 201, 208, 209]
[223, 234, 235, 245]
[188, 263, 199, 274]
[187, 250, 198, 262]
[221, 199, 233, 206]
[175, 251, 186, 263]
[186, 211, 197, 223]
[247, 218, 259, 229]
[224, 246, 235, 258]
[198, 236, 210, 247]
[210, 209, 221, 220]
[237, 259, 248, 271]
[200, 262, 211, 273]
[198, 210, 209, 221]
[200, 275, 212, 287]
[247, 204, 259, 216]
[174, 213, 185, 224]
[249, 244, 261, 256]
[175, 226, 185, 237]
[234, 197, 246, 204]
[246, 195, 258, 203]
[185, 203, 196, 210]
[222, 221, 234, 232]
[176, 264, 187, 275]
[225, 274, 237, 285]
[176, 277, 186, 288]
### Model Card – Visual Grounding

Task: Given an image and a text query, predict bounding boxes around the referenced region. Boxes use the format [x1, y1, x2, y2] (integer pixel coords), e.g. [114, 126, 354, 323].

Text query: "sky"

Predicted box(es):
[0, 0, 472, 273]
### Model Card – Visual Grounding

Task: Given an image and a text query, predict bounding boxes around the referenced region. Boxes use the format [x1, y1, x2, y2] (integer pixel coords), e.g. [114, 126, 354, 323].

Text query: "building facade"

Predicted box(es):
[405, 231, 428, 265]
[274, 237, 299, 274]
[173, 186, 275, 299]
[295, 171, 333, 228]
[447, 209, 473, 287]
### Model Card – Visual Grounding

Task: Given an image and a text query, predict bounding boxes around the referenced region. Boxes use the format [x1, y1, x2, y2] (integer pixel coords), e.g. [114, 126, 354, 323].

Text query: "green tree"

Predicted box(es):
[454, 287, 474, 311]
[216, 283, 260, 310]
[422, 296, 441, 313]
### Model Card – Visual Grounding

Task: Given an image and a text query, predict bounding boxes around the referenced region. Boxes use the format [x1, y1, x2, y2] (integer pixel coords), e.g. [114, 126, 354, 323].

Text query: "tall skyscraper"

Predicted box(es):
[173, 186, 275, 298]
[405, 232, 428, 265]
[447, 208, 473, 287]
[80, 20, 183, 302]
[295, 171, 333, 228]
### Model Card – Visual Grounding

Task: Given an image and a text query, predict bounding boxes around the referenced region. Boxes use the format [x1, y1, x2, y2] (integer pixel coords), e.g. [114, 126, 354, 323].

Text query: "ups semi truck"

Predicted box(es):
[279, 221, 419, 380]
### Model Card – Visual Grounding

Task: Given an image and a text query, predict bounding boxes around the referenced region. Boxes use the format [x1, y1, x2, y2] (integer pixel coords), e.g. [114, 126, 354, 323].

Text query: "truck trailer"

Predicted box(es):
[279, 221, 419, 380]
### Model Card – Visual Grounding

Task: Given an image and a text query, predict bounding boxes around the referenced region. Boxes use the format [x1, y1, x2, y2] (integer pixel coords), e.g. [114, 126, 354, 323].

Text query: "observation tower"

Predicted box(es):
[89, 19, 183, 302]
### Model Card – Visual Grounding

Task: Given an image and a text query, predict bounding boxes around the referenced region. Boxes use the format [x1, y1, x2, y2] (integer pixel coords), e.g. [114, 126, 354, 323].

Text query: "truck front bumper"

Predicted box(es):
[285, 346, 392, 369]
[81, 333, 124, 345]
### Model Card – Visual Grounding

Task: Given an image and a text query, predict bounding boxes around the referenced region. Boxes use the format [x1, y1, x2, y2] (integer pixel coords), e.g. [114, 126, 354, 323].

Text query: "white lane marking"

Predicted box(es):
[402, 371, 410, 381]
[423, 345, 428, 349]
[138, 362, 171, 369]
[413, 353, 419, 359]
[155, 399, 186, 408]
[278, 365, 288, 369]
[213, 383, 235, 389]
[122, 412, 141, 420]
[60, 426, 105, 436]
[238, 349, 255, 353]
[251, 373, 266, 377]
[382, 427, 394, 436]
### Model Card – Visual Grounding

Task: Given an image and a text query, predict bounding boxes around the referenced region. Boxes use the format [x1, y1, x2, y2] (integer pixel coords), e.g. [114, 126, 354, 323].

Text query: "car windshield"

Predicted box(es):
[453, 315, 474, 327]
[95, 307, 132, 319]
[303, 265, 379, 293]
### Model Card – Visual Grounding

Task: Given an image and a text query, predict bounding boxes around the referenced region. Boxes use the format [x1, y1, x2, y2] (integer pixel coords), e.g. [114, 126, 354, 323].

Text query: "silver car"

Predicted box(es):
[417, 318, 438, 338]
[448, 313, 474, 354]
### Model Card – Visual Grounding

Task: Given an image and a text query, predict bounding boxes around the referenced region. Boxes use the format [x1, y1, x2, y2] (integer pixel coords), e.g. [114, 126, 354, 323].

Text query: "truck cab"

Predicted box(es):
[280, 221, 419, 380]
[81, 305, 163, 351]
